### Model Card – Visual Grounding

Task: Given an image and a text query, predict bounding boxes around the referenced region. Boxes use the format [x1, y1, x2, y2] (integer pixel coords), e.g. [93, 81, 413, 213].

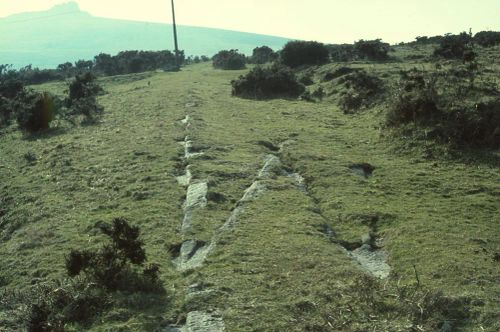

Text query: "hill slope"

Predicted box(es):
[1, 49, 499, 330]
[0, 2, 290, 69]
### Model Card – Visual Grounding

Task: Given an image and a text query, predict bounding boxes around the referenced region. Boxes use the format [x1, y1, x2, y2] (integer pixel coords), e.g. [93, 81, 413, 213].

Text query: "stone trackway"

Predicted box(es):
[166, 106, 390, 331]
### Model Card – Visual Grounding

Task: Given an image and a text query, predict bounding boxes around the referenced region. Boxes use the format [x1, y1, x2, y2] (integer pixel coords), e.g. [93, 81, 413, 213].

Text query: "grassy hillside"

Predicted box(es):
[0, 45, 499, 331]
[0, 2, 290, 69]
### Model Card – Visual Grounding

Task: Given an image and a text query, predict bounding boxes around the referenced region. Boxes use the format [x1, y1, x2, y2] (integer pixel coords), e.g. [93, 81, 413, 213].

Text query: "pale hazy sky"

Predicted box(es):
[1, 0, 499, 43]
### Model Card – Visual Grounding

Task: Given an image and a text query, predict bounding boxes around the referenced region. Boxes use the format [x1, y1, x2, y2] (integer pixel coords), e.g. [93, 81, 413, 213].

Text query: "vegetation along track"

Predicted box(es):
[0, 59, 498, 331]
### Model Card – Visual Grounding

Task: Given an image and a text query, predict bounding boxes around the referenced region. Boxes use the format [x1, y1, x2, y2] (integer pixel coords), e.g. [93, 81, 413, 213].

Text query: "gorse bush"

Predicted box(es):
[212, 49, 246, 70]
[231, 64, 305, 99]
[66, 217, 160, 292]
[0, 278, 109, 332]
[0, 65, 23, 128]
[433, 32, 472, 59]
[281, 41, 329, 68]
[0, 218, 162, 331]
[328, 44, 356, 62]
[338, 70, 384, 113]
[249, 46, 277, 64]
[15, 90, 56, 133]
[387, 69, 500, 148]
[65, 72, 103, 122]
[354, 39, 390, 61]
[474, 31, 500, 47]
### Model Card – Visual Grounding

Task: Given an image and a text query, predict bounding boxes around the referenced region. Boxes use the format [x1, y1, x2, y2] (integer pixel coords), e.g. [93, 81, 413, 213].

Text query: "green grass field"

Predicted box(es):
[1, 46, 499, 331]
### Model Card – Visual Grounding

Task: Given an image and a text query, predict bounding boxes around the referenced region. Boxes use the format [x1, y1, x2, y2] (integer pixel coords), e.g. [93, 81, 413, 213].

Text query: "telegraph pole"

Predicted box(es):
[171, 0, 180, 70]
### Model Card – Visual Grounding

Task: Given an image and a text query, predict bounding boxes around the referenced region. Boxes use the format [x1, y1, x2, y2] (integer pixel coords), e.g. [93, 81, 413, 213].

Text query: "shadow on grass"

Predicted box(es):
[23, 126, 68, 141]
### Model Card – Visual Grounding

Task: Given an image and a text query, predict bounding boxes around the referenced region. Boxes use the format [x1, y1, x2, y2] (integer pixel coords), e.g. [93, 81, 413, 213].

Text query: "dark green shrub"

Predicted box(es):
[434, 32, 472, 59]
[387, 70, 440, 125]
[328, 44, 356, 62]
[474, 31, 500, 47]
[0, 279, 109, 331]
[0, 66, 25, 129]
[338, 70, 384, 112]
[68, 72, 102, 101]
[231, 64, 305, 99]
[250, 46, 277, 64]
[212, 49, 246, 70]
[354, 39, 390, 61]
[387, 69, 500, 148]
[66, 73, 103, 122]
[15, 90, 55, 133]
[66, 218, 160, 292]
[281, 41, 329, 68]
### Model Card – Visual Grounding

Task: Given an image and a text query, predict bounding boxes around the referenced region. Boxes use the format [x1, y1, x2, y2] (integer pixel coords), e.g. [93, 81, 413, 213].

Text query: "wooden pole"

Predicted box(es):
[171, 0, 180, 70]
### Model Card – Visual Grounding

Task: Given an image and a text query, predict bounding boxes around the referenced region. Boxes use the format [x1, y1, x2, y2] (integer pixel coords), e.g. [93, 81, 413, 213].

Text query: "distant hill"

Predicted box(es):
[0, 2, 290, 69]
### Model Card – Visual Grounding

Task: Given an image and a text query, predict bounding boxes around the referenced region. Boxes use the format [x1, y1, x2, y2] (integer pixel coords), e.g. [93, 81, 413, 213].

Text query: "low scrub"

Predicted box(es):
[354, 39, 390, 61]
[66, 217, 161, 292]
[337, 70, 384, 113]
[65, 73, 103, 122]
[328, 44, 356, 62]
[15, 90, 56, 133]
[328, 39, 390, 62]
[281, 41, 329, 68]
[319, 275, 472, 331]
[474, 31, 500, 47]
[231, 64, 305, 99]
[249, 46, 277, 64]
[0, 218, 162, 331]
[212, 50, 246, 70]
[387, 69, 500, 148]
[433, 32, 473, 59]
[1, 278, 109, 331]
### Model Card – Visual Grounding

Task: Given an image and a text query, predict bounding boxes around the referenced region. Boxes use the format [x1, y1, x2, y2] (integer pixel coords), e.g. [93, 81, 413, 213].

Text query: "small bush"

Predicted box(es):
[212, 50, 246, 70]
[15, 90, 55, 133]
[328, 44, 356, 62]
[231, 64, 305, 99]
[66, 217, 160, 292]
[354, 39, 390, 61]
[65, 73, 103, 122]
[0, 70, 25, 129]
[337, 70, 384, 112]
[250, 46, 277, 64]
[434, 32, 472, 59]
[474, 31, 500, 48]
[0, 278, 109, 331]
[387, 69, 500, 148]
[281, 41, 329, 68]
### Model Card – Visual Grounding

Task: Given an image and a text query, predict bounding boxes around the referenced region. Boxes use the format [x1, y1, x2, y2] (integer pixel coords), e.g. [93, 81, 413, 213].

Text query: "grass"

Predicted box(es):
[1, 45, 499, 331]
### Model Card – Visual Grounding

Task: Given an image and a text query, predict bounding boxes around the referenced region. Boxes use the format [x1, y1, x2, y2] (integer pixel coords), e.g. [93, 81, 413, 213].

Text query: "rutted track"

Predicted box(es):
[167, 101, 391, 331]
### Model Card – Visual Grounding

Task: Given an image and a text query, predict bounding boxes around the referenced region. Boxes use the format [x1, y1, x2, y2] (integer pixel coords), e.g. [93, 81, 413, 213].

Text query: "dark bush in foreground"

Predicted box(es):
[281, 41, 329, 68]
[249, 46, 277, 64]
[231, 64, 305, 99]
[387, 69, 500, 148]
[212, 50, 246, 70]
[337, 70, 384, 112]
[66, 217, 161, 292]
